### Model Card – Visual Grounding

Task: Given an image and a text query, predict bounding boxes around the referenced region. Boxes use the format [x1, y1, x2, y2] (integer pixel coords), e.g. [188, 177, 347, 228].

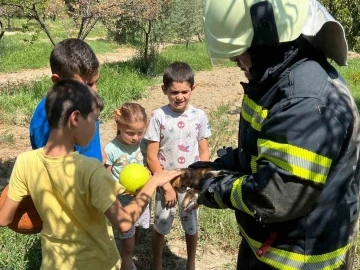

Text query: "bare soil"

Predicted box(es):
[0, 48, 245, 269]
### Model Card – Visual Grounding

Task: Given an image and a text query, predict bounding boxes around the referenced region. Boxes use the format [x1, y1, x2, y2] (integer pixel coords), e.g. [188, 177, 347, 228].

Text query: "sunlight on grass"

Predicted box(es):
[0, 36, 121, 73]
[0, 228, 41, 270]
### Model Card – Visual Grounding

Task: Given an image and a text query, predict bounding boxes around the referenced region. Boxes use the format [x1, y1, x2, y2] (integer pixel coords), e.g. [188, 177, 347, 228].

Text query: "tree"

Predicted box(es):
[167, 0, 203, 47]
[0, 18, 4, 40]
[111, 0, 172, 74]
[0, 0, 123, 45]
[63, 0, 122, 40]
[0, 0, 58, 45]
[0, 5, 21, 29]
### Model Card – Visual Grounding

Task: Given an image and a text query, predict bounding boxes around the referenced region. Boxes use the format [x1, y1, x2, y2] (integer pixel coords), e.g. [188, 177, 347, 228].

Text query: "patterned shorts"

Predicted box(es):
[113, 194, 151, 240]
[153, 187, 198, 235]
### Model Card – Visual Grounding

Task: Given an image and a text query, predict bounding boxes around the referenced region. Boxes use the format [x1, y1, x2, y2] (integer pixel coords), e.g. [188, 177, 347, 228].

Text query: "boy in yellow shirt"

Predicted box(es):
[0, 79, 181, 270]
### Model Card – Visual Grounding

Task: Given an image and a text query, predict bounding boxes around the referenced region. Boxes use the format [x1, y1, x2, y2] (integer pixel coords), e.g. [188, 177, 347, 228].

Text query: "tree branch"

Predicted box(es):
[30, 3, 56, 46]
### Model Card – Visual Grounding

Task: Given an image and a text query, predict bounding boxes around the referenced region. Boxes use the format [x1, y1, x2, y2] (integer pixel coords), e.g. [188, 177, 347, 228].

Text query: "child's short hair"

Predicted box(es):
[163, 62, 194, 89]
[45, 79, 103, 128]
[50, 38, 99, 79]
[114, 103, 147, 135]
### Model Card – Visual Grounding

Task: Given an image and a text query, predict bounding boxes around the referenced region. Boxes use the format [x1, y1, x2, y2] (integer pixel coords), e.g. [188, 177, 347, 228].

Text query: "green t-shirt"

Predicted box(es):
[104, 138, 144, 181]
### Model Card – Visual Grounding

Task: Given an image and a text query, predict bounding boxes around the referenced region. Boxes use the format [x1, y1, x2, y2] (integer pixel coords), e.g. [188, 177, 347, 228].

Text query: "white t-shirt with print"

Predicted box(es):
[144, 105, 211, 169]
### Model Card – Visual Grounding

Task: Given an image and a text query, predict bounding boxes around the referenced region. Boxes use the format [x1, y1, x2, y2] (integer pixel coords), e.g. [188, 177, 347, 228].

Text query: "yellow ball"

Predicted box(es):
[119, 163, 150, 194]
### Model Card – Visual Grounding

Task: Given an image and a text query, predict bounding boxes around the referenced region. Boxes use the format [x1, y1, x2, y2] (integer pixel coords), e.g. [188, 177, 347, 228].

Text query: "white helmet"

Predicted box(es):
[203, 0, 348, 65]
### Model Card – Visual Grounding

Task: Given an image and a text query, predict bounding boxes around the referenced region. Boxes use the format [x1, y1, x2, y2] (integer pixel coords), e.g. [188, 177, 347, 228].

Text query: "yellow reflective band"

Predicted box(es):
[250, 155, 257, 173]
[237, 224, 351, 269]
[230, 177, 254, 216]
[241, 95, 268, 131]
[258, 139, 332, 184]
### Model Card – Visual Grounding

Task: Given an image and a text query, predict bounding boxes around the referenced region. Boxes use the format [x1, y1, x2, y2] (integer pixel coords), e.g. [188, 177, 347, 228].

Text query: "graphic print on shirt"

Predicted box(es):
[178, 144, 190, 152]
[177, 121, 185, 129]
[115, 151, 143, 167]
[144, 105, 211, 169]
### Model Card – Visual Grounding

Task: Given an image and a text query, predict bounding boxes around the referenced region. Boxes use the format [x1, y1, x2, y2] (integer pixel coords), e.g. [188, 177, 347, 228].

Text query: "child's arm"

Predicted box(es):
[146, 141, 177, 208]
[105, 170, 181, 233]
[0, 197, 20, 227]
[103, 146, 114, 173]
[105, 165, 112, 173]
[198, 138, 210, 161]
[146, 141, 163, 173]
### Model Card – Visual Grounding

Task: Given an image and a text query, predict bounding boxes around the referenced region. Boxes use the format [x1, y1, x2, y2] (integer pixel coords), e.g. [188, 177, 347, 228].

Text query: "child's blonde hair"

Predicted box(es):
[113, 103, 147, 135]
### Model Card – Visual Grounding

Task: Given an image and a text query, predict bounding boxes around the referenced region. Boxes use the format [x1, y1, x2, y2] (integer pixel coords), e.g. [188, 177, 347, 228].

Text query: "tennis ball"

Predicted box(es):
[119, 163, 150, 194]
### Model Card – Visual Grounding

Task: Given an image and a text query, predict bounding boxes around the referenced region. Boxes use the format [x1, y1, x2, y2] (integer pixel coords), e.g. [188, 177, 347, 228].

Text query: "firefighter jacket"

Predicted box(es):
[225, 40, 360, 269]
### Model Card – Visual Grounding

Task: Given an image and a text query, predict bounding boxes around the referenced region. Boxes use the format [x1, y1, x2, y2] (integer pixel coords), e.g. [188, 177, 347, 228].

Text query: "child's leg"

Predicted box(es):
[116, 194, 139, 270]
[185, 232, 198, 270]
[178, 190, 199, 270]
[152, 188, 176, 270]
[134, 227, 141, 245]
[120, 235, 136, 270]
[152, 228, 165, 270]
[134, 201, 151, 246]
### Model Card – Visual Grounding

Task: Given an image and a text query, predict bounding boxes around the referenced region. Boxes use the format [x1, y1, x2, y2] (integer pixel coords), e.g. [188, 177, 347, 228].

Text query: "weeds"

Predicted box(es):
[0, 132, 14, 145]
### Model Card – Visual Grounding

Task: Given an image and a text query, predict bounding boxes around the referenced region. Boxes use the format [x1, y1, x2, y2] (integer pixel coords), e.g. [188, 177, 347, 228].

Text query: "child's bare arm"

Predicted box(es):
[0, 197, 20, 227]
[198, 138, 210, 161]
[146, 141, 163, 173]
[147, 140, 177, 207]
[105, 170, 181, 233]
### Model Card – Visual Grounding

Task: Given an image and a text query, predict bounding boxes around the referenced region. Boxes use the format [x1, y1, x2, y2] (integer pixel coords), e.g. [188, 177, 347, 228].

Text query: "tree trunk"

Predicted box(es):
[78, 17, 91, 40]
[144, 20, 152, 72]
[81, 17, 99, 40]
[0, 19, 5, 40]
[7, 16, 11, 30]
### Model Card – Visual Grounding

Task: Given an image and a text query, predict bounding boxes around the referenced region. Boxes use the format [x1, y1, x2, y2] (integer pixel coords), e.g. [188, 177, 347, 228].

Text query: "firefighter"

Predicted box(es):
[190, 0, 360, 269]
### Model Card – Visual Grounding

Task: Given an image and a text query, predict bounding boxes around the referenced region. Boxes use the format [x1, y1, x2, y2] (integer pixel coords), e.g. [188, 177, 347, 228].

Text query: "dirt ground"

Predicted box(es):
[0, 49, 245, 269]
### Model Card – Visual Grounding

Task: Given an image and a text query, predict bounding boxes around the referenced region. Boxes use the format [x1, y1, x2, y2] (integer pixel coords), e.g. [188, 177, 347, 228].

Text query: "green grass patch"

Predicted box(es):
[0, 228, 41, 270]
[7, 18, 107, 40]
[0, 132, 15, 146]
[334, 59, 360, 109]
[156, 42, 235, 75]
[0, 42, 221, 125]
[0, 36, 121, 73]
[98, 64, 156, 119]
[0, 79, 51, 125]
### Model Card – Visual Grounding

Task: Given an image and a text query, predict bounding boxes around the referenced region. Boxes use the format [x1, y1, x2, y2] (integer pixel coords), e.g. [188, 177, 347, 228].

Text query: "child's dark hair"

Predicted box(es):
[163, 61, 194, 89]
[114, 103, 147, 135]
[50, 38, 99, 79]
[45, 79, 103, 128]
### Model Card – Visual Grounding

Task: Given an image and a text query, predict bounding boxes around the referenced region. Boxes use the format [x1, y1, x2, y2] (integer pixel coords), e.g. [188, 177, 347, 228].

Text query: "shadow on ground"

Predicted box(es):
[0, 157, 16, 190]
[134, 225, 187, 270]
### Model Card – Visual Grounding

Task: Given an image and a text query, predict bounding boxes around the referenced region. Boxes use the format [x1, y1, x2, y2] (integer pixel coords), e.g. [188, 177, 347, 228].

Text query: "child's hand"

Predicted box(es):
[164, 185, 177, 209]
[151, 170, 182, 188]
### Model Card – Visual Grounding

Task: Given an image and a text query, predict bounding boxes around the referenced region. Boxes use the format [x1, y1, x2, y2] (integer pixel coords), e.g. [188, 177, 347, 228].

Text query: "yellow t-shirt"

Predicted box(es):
[8, 149, 125, 270]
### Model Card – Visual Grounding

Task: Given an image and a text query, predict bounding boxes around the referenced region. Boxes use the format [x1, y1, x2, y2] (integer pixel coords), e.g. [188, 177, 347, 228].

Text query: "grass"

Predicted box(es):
[0, 42, 220, 125]
[156, 42, 234, 75]
[334, 59, 360, 108]
[6, 18, 107, 40]
[0, 17, 121, 73]
[0, 35, 122, 72]
[0, 132, 14, 146]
